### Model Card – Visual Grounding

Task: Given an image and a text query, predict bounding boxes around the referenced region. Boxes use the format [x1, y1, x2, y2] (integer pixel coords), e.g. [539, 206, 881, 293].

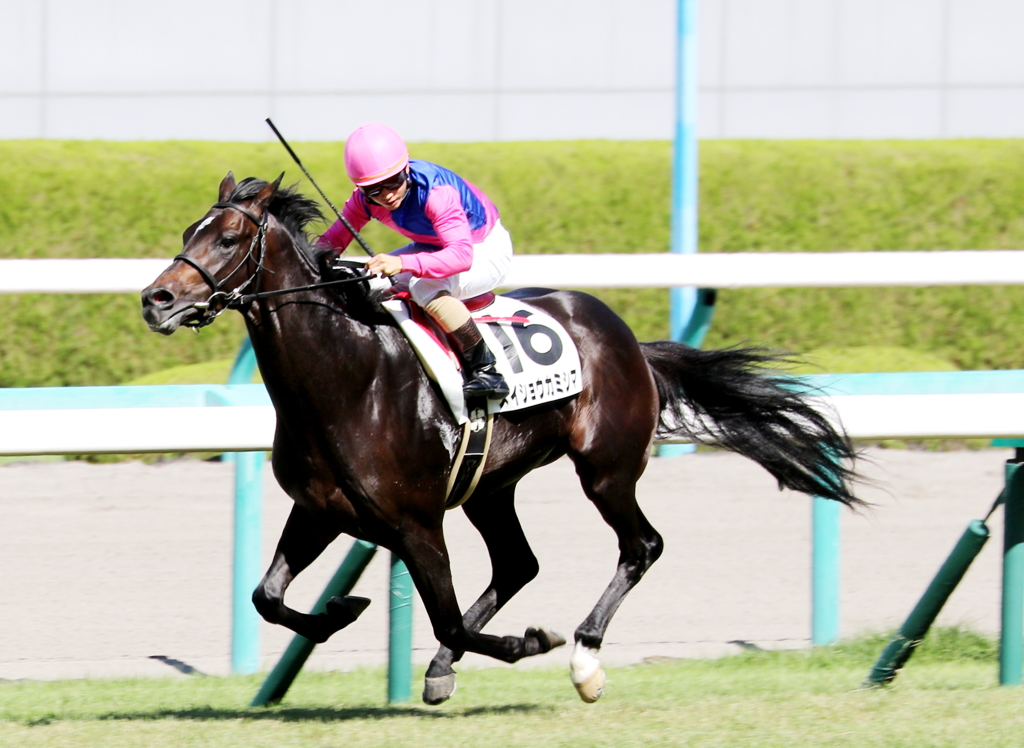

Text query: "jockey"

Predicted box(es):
[318, 123, 511, 401]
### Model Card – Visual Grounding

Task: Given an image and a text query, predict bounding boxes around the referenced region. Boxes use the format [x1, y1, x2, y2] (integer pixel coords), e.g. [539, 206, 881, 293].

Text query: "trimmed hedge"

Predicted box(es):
[2, 139, 1024, 386]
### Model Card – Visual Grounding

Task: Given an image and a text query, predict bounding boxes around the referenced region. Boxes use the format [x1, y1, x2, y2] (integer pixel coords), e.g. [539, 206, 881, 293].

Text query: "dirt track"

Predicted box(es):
[0, 447, 1012, 682]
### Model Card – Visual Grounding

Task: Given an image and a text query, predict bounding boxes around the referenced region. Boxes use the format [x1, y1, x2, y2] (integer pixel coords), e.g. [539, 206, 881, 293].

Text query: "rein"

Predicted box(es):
[175, 201, 370, 330]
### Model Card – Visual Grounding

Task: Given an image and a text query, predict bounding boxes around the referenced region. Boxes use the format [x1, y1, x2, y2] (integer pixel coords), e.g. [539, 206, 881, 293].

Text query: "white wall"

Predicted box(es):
[2, 0, 1023, 141]
[702, 0, 1024, 139]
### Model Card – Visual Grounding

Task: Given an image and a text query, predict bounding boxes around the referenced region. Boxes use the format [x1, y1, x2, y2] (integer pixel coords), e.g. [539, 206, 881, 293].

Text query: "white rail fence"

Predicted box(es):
[4, 391, 1024, 457]
[5, 251, 1024, 294]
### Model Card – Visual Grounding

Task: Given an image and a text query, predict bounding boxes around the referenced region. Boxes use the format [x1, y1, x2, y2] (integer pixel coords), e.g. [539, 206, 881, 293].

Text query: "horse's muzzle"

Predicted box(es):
[141, 285, 196, 334]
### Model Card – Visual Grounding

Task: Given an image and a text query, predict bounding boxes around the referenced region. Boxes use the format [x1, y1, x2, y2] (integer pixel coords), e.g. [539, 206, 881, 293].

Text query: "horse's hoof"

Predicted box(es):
[573, 666, 606, 703]
[526, 626, 567, 653]
[569, 641, 605, 704]
[325, 595, 371, 630]
[423, 674, 457, 705]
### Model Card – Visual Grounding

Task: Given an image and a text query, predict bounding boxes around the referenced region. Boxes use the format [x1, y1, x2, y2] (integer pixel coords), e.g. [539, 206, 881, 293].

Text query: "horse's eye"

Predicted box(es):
[220, 236, 238, 248]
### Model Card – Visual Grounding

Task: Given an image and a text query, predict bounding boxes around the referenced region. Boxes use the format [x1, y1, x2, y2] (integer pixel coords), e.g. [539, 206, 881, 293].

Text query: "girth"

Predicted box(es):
[444, 395, 494, 509]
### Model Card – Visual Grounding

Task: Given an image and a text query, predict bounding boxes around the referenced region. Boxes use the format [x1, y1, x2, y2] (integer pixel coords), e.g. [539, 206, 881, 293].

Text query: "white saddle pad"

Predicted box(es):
[382, 294, 583, 424]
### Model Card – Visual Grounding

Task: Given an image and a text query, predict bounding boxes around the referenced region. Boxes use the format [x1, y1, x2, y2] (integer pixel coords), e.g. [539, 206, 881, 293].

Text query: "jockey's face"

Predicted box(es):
[362, 169, 410, 211]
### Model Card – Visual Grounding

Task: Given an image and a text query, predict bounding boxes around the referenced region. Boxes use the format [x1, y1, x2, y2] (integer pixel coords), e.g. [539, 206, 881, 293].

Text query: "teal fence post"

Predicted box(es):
[251, 540, 378, 706]
[811, 495, 841, 646]
[656, 289, 717, 458]
[388, 553, 414, 703]
[231, 450, 264, 674]
[680, 288, 717, 349]
[668, 0, 699, 345]
[658, 0, 701, 460]
[1001, 450, 1024, 685]
[226, 337, 264, 674]
[864, 519, 990, 686]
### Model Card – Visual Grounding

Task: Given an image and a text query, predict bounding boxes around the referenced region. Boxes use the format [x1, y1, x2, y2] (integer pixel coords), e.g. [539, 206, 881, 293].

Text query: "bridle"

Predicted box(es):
[172, 200, 372, 331]
[172, 201, 269, 330]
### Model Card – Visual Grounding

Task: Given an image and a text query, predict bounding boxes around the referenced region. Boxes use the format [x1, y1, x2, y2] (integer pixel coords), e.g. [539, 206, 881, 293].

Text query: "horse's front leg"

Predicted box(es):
[424, 483, 562, 705]
[400, 521, 564, 698]
[252, 503, 370, 643]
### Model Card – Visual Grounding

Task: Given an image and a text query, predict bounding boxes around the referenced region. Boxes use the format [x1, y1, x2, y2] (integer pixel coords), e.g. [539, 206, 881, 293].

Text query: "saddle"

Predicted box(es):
[381, 291, 583, 423]
[386, 290, 582, 508]
[328, 257, 584, 507]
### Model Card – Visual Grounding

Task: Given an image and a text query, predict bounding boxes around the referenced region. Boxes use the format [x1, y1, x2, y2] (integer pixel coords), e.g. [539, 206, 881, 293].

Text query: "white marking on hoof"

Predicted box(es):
[423, 674, 457, 705]
[569, 641, 605, 703]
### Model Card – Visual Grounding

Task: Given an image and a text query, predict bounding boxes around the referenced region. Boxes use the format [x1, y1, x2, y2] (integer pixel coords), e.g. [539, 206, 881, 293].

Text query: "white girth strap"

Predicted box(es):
[444, 408, 494, 509]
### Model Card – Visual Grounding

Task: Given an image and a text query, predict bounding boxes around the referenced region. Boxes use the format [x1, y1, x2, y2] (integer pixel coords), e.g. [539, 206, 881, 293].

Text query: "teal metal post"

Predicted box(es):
[659, 0, 702, 458]
[669, 0, 699, 343]
[680, 288, 716, 348]
[1001, 451, 1024, 685]
[388, 554, 414, 703]
[226, 337, 264, 674]
[252, 540, 378, 706]
[231, 450, 264, 674]
[811, 496, 841, 645]
[865, 519, 990, 686]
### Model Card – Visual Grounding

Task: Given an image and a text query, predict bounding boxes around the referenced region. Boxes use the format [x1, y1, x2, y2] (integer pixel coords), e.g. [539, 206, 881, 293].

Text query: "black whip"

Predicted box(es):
[265, 117, 376, 258]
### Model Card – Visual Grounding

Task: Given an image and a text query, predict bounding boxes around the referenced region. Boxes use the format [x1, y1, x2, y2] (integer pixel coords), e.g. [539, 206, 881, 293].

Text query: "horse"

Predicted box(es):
[141, 173, 861, 704]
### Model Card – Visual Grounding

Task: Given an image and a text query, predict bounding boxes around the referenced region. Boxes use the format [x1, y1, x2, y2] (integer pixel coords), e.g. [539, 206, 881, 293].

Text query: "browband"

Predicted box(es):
[213, 202, 264, 227]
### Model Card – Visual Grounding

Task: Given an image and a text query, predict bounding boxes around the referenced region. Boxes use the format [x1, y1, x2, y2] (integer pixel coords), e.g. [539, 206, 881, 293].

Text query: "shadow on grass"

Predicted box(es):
[12, 703, 551, 726]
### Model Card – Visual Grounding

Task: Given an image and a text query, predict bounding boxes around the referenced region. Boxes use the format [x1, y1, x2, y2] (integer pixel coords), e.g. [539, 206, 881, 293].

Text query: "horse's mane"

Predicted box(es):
[230, 176, 392, 321]
[229, 177, 324, 242]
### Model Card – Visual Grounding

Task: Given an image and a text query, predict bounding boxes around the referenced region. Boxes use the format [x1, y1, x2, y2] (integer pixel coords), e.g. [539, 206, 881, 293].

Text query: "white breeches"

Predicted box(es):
[391, 220, 513, 307]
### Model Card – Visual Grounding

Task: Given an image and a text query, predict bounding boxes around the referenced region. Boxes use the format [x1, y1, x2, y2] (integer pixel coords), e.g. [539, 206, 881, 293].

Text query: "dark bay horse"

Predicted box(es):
[141, 174, 861, 704]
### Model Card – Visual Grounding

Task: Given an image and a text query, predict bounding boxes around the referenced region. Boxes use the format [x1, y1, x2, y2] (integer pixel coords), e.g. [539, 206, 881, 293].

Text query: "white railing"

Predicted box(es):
[5, 250, 1024, 293]
[4, 391, 1024, 456]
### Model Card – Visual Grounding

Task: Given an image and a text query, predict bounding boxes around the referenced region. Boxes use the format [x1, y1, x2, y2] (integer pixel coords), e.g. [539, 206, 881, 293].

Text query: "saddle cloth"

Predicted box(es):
[382, 293, 583, 424]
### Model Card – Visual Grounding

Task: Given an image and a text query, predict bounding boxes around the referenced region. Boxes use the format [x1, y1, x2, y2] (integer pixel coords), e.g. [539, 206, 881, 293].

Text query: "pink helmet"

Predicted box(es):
[344, 123, 410, 186]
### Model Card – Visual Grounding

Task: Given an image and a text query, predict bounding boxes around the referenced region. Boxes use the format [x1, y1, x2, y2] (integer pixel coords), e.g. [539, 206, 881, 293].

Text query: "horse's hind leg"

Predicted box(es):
[424, 483, 560, 705]
[252, 503, 369, 643]
[567, 451, 664, 702]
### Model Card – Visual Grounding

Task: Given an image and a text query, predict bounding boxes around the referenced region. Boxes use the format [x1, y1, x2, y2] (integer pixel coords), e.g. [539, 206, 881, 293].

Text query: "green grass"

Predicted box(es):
[124, 344, 954, 387]
[0, 629, 1014, 748]
[4, 139, 1024, 387]
[788, 346, 959, 375]
[123, 358, 261, 386]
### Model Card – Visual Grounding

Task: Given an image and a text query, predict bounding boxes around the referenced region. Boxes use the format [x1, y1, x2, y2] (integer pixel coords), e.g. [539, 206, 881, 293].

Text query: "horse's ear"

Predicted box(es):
[218, 171, 236, 202]
[252, 172, 284, 213]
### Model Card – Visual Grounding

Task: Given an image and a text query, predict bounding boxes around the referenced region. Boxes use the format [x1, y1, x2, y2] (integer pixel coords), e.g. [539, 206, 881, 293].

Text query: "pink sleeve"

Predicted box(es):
[398, 185, 474, 279]
[316, 190, 371, 251]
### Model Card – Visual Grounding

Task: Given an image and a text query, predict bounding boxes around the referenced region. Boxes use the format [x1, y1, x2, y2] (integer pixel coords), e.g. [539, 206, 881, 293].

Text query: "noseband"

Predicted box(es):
[173, 201, 269, 330]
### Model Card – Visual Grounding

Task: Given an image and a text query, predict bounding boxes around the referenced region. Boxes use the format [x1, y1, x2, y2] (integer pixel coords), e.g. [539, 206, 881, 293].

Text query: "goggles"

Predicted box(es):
[360, 170, 408, 198]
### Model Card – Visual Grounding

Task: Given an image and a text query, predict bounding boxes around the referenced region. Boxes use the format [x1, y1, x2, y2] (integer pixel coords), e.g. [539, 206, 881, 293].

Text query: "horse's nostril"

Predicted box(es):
[151, 289, 174, 305]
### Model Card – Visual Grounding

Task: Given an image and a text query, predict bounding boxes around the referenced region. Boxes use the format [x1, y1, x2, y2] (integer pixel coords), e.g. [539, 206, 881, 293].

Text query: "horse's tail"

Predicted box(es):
[641, 341, 863, 508]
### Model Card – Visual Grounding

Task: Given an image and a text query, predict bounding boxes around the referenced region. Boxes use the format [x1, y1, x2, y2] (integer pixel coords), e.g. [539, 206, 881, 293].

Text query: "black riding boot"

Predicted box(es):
[461, 338, 510, 399]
